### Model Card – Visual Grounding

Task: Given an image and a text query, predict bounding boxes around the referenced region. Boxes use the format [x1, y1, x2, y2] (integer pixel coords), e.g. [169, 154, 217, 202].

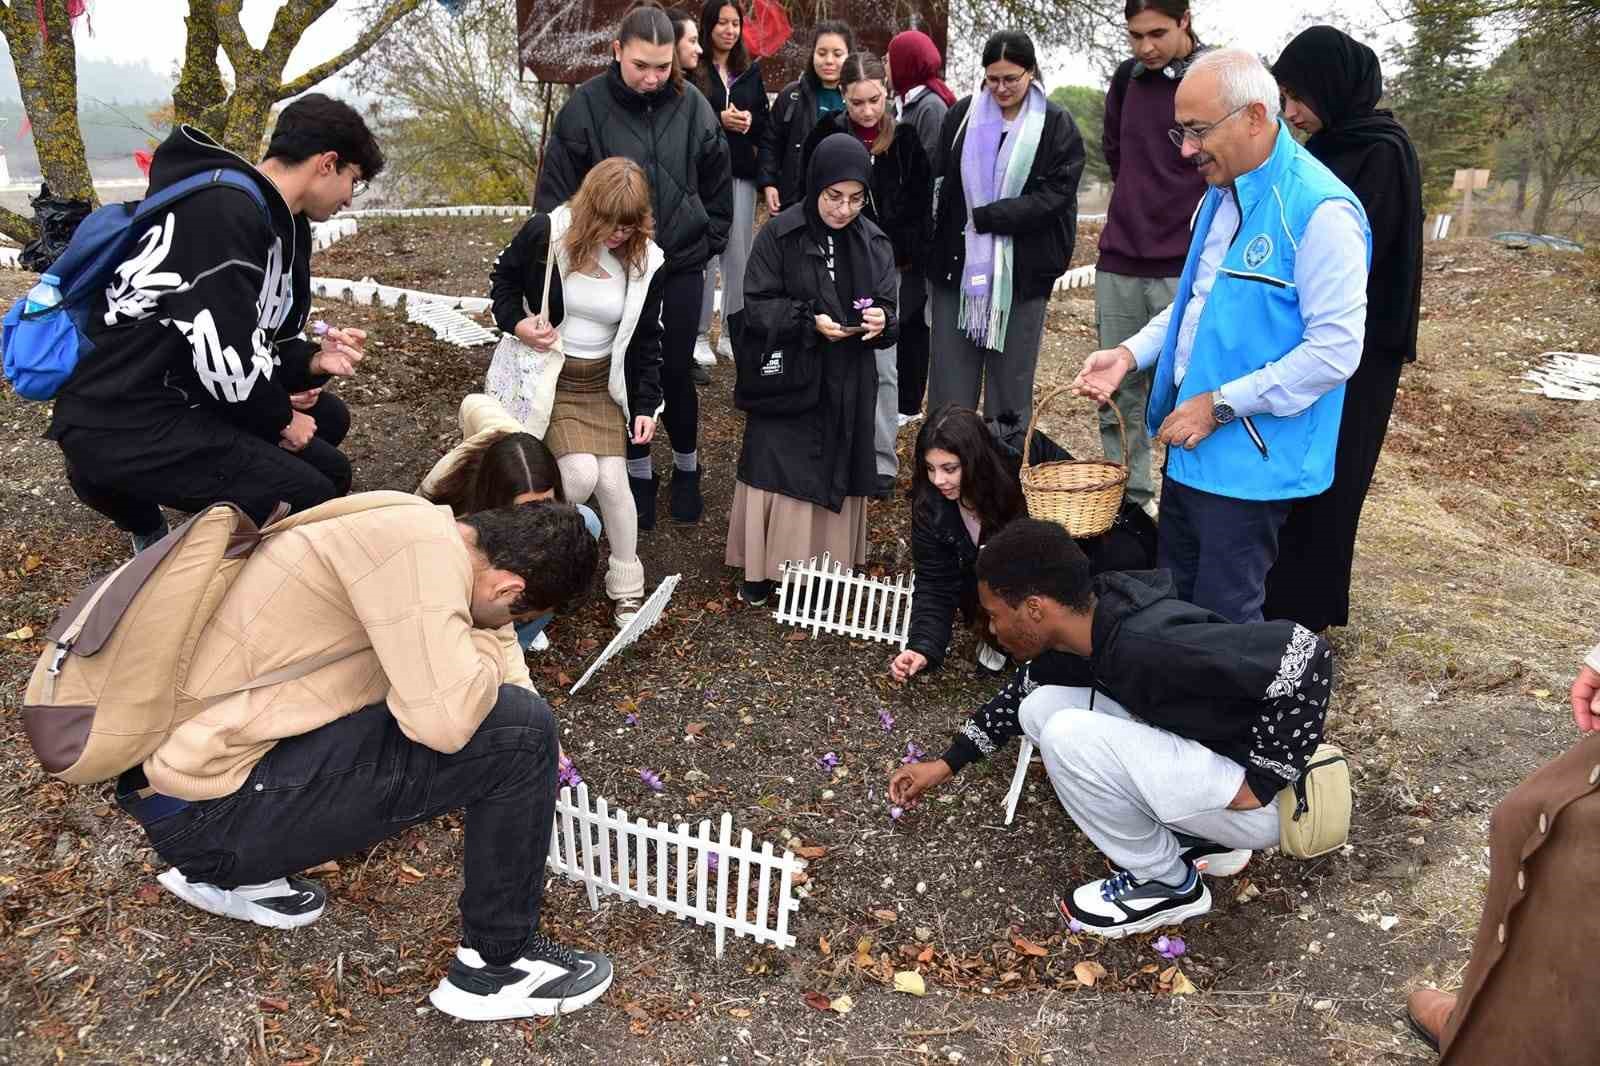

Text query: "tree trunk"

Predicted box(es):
[1531, 162, 1558, 234]
[0, 1, 96, 243]
[174, 5, 230, 140]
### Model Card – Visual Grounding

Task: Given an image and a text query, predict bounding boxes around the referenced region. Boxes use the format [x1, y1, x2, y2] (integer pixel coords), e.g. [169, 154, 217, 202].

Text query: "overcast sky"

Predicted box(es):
[80, 0, 1408, 93]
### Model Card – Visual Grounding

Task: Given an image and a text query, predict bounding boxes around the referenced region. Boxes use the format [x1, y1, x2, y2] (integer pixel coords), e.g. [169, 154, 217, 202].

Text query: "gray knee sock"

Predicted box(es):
[673, 450, 698, 473]
[626, 457, 653, 480]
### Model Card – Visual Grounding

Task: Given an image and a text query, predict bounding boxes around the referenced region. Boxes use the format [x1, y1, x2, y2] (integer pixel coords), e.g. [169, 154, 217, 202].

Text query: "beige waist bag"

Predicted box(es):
[1277, 743, 1351, 859]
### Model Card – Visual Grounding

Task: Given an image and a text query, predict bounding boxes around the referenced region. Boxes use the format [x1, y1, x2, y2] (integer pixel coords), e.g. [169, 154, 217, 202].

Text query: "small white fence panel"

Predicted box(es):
[547, 783, 806, 955]
[570, 573, 681, 693]
[773, 553, 913, 648]
[405, 299, 498, 347]
[1523, 350, 1600, 401]
[1052, 263, 1097, 294]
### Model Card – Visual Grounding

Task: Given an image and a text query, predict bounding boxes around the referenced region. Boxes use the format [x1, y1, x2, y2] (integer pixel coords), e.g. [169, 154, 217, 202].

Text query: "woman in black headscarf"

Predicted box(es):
[1264, 25, 1424, 633]
[727, 133, 900, 605]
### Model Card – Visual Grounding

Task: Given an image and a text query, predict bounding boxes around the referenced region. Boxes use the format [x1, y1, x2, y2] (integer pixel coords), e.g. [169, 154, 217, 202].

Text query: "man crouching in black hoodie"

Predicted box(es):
[46, 94, 379, 552]
[889, 518, 1333, 938]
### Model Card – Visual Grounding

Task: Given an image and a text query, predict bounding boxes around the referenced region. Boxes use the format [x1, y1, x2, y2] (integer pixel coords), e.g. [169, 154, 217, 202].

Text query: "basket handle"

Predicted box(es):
[1023, 385, 1126, 469]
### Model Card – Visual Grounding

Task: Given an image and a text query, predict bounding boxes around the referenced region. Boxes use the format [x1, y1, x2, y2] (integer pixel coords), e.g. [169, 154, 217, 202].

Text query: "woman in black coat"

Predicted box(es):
[757, 20, 852, 215]
[1264, 26, 1424, 632]
[727, 134, 899, 606]
[800, 50, 934, 489]
[926, 31, 1085, 424]
[692, 0, 770, 360]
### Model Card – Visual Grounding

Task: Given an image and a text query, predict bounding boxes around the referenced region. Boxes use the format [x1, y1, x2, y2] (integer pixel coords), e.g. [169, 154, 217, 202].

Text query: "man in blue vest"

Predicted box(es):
[1075, 49, 1370, 623]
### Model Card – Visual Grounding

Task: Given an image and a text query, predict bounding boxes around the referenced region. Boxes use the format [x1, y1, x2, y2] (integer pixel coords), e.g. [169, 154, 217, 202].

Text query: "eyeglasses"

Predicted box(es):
[983, 72, 1028, 91]
[351, 178, 369, 198]
[1168, 104, 1248, 148]
[822, 188, 866, 210]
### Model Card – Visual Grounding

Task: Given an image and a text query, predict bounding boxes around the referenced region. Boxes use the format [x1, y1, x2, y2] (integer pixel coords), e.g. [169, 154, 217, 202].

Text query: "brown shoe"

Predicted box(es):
[1405, 987, 1456, 1053]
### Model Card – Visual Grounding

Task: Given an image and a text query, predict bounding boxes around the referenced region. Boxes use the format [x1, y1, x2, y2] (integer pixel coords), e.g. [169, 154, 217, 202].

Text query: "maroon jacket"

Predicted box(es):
[1097, 57, 1209, 279]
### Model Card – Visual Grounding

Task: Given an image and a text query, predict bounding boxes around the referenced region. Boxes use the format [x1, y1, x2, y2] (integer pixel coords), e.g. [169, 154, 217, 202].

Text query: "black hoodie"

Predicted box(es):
[940, 570, 1334, 804]
[47, 125, 325, 441]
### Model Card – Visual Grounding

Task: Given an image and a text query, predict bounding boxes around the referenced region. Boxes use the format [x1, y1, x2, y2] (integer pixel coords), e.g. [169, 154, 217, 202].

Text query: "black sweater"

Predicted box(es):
[536, 64, 732, 274]
[927, 95, 1086, 300]
[758, 71, 838, 211]
[699, 61, 771, 182]
[940, 570, 1334, 805]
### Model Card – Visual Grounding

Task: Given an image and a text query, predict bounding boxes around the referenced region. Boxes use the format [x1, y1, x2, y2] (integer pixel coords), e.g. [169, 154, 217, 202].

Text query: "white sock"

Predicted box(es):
[673, 450, 698, 473]
[626, 457, 653, 480]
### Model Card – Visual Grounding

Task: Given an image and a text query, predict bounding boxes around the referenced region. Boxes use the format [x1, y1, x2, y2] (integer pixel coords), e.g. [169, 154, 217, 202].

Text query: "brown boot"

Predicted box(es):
[1405, 987, 1457, 1053]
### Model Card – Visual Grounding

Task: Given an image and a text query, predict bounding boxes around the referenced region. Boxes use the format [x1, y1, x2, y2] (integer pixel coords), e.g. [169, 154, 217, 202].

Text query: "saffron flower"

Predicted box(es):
[888, 804, 904, 820]
[852, 297, 874, 311]
[1068, 918, 1086, 934]
[639, 768, 664, 792]
[707, 853, 720, 872]
[624, 713, 639, 726]
[1155, 935, 1186, 959]
[902, 741, 924, 764]
[311, 320, 330, 337]
[816, 751, 840, 771]
[558, 753, 582, 789]
[878, 707, 895, 732]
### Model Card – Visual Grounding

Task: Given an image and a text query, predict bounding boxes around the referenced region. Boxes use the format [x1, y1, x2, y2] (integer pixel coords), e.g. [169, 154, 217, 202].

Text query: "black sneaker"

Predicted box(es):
[739, 578, 776, 606]
[1174, 832, 1252, 877]
[1056, 863, 1212, 939]
[156, 868, 326, 929]
[429, 933, 613, 1021]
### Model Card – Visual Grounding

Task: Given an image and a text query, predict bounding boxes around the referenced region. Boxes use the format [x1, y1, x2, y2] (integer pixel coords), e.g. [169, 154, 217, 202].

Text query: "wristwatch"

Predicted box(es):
[1211, 392, 1236, 425]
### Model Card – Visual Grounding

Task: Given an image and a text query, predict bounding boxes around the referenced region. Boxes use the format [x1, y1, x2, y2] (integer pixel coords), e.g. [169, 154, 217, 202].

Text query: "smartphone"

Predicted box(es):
[839, 324, 868, 334]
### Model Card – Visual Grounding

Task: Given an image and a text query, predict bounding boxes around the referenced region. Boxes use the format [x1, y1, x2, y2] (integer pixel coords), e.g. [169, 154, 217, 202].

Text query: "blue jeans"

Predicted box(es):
[515, 504, 601, 649]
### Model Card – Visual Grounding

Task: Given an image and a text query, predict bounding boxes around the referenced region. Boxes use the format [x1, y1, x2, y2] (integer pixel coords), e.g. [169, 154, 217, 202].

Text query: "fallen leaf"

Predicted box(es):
[818, 934, 830, 956]
[828, 994, 854, 1014]
[793, 845, 827, 859]
[398, 863, 425, 881]
[1378, 914, 1401, 932]
[1235, 880, 1262, 903]
[23, 554, 41, 573]
[1139, 963, 1160, 974]
[4, 626, 34, 641]
[892, 970, 927, 996]
[785, 630, 809, 642]
[1159, 964, 1178, 984]
[1012, 935, 1048, 957]
[259, 997, 289, 1013]
[803, 991, 832, 1011]
[916, 945, 934, 964]
[727, 1007, 751, 1018]
[134, 883, 161, 905]
[871, 908, 898, 922]
[685, 721, 707, 736]
[1073, 960, 1107, 987]
[1170, 969, 1197, 995]
[556, 671, 573, 686]
[301, 860, 340, 876]
[1531, 688, 1552, 699]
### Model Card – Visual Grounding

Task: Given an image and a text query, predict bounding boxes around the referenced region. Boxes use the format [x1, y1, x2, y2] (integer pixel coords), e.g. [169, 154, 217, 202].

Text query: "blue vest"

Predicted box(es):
[1146, 123, 1371, 501]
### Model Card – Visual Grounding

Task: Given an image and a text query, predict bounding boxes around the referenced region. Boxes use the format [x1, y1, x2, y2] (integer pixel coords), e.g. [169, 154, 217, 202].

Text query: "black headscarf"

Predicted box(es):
[804, 132, 876, 326]
[1273, 25, 1423, 362]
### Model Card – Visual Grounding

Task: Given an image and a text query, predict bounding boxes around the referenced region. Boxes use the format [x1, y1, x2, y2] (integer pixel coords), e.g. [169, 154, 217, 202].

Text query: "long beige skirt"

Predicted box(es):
[725, 480, 868, 581]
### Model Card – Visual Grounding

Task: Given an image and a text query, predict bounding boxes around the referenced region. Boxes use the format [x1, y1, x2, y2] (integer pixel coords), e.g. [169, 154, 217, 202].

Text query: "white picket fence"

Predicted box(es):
[1052, 263, 1097, 294]
[773, 553, 914, 648]
[405, 299, 499, 347]
[309, 217, 359, 251]
[309, 275, 493, 316]
[1429, 213, 1453, 241]
[1523, 350, 1600, 401]
[338, 204, 532, 220]
[547, 782, 807, 955]
[570, 573, 681, 693]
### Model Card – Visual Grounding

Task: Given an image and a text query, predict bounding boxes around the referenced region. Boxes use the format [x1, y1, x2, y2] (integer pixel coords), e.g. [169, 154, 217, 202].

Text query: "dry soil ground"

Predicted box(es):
[1, 223, 1598, 1066]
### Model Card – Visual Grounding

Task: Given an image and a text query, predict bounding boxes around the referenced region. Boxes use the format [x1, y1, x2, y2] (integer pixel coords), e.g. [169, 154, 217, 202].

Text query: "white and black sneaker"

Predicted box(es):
[1057, 863, 1212, 939]
[156, 868, 326, 929]
[1175, 833, 1252, 877]
[975, 639, 1008, 674]
[429, 933, 613, 1021]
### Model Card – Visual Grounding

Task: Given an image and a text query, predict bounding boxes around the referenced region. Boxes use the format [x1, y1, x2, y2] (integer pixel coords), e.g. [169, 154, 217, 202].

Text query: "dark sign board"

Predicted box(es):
[517, 0, 947, 88]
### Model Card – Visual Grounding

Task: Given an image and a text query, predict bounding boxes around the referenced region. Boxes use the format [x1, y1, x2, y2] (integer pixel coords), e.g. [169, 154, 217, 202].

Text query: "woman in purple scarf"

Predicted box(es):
[924, 31, 1086, 424]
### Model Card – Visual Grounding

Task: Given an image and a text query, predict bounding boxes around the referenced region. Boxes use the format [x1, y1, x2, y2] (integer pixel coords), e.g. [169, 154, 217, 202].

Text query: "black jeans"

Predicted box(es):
[56, 392, 353, 534]
[627, 268, 701, 463]
[1157, 476, 1291, 623]
[117, 684, 559, 964]
[897, 268, 930, 417]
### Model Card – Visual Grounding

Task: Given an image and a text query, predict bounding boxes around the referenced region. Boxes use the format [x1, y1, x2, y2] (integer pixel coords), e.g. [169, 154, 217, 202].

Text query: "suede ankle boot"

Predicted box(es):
[669, 466, 703, 525]
[629, 473, 658, 531]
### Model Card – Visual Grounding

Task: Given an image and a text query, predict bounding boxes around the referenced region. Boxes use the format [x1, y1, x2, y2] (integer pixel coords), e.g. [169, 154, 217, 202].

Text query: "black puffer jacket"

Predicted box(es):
[928, 94, 1086, 300]
[941, 570, 1335, 805]
[737, 206, 899, 511]
[700, 62, 771, 182]
[800, 113, 933, 267]
[536, 64, 732, 274]
[758, 71, 839, 211]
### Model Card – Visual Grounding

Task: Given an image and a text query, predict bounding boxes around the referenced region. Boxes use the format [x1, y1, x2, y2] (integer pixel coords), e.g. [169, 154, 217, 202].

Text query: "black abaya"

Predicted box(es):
[1263, 27, 1424, 631]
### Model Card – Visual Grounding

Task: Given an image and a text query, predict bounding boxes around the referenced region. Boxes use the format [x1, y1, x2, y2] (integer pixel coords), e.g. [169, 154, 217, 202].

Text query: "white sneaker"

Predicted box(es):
[1058, 864, 1212, 939]
[976, 639, 1007, 673]
[429, 935, 614, 1021]
[614, 596, 643, 628]
[530, 631, 550, 652]
[693, 335, 716, 366]
[1177, 835, 1252, 877]
[716, 331, 734, 359]
[156, 868, 326, 929]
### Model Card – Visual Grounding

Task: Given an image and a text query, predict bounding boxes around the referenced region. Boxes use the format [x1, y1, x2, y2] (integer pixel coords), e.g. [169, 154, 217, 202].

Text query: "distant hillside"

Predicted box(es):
[0, 53, 172, 104]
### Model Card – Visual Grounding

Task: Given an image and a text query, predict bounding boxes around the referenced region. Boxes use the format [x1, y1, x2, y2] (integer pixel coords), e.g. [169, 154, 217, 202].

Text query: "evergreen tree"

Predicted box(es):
[1049, 85, 1109, 186]
[1388, 0, 1497, 213]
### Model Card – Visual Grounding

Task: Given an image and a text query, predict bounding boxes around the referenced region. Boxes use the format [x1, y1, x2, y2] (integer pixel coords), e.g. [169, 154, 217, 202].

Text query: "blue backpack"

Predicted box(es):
[2, 168, 270, 401]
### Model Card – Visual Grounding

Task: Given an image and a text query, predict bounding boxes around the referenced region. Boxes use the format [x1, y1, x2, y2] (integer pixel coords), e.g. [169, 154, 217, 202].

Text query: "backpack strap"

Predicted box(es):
[131, 168, 270, 228]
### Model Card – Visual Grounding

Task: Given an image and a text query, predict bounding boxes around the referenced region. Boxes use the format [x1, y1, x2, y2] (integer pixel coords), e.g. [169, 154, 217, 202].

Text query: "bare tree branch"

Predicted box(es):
[275, 0, 426, 100]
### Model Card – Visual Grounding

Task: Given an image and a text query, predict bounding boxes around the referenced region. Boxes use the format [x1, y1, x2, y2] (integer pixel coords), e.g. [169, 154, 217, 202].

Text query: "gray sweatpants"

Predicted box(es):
[1018, 684, 1280, 883]
[1094, 272, 1178, 509]
[699, 177, 758, 333]
[927, 282, 1048, 423]
[873, 273, 902, 480]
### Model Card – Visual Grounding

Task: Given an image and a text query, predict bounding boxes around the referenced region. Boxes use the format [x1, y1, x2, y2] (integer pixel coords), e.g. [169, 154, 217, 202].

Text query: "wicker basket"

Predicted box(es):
[1021, 385, 1128, 537]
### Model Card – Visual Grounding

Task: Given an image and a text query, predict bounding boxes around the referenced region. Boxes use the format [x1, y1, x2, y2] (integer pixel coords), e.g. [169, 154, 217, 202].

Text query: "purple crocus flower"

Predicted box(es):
[878, 707, 895, 732]
[311, 320, 330, 336]
[707, 853, 720, 872]
[1068, 919, 1086, 934]
[1155, 935, 1186, 959]
[853, 297, 874, 311]
[888, 805, 904, 820]
[816, 751, 840, 771]
[639, 768, 664, 792]
[901, 741, 925, 764]
[558, 753, 582, 789]
[624, 713, 639, 726]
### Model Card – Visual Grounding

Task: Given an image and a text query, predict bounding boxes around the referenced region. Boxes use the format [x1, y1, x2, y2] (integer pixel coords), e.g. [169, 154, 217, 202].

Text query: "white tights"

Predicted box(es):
[557, 453, 644, 601]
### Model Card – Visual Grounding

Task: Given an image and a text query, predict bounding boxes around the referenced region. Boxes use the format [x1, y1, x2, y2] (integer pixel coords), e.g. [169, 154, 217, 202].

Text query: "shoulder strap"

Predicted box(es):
[540, 220, 557, 318]
[134, 168, 270, 228]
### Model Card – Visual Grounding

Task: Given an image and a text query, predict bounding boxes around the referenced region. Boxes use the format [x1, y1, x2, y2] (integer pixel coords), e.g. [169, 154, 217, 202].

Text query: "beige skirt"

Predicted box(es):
[546, 356, 625, 458]
[725, 480, 868, 581]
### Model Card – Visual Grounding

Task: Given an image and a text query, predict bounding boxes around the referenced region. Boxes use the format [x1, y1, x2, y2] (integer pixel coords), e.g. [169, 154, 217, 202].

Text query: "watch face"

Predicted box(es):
[1213, 402, 1235, 424]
